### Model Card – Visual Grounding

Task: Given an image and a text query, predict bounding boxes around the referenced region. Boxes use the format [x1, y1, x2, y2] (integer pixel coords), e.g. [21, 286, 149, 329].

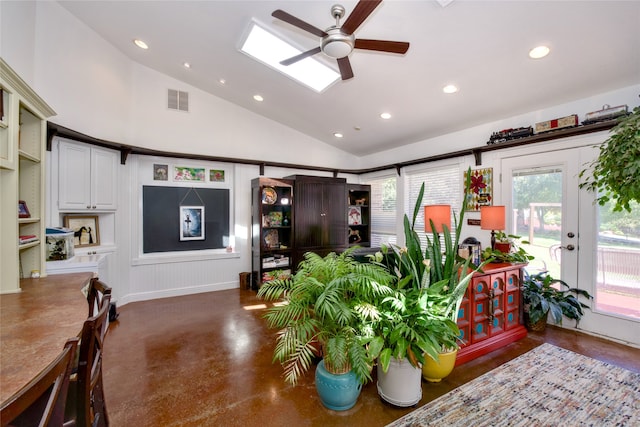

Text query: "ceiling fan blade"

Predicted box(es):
[280, 46, 322, 66]
[272, 10, 328, 38]
[354, 39, 410, 54]
[337, 57, 354, 80]
[341, 0, 383, 35]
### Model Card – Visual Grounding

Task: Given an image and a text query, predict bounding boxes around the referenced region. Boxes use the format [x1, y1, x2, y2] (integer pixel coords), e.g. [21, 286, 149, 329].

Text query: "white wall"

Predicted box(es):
[5, 1, 639, 306]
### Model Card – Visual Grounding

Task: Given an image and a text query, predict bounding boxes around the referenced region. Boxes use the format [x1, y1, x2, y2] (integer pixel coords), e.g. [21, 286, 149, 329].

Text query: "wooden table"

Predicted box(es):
[0, 272, 92, 403]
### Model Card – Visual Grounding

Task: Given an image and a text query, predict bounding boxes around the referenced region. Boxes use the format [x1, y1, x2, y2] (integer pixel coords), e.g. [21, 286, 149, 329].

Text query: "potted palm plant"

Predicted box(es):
[521, 271, 593, 331]
[257, 248, 395, 411]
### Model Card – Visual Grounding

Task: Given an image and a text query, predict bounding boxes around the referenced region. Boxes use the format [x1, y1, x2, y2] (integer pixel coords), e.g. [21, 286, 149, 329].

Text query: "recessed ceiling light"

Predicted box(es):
[253, 95, 264, 102]
[334, 132, 344, 138]
[183, 62, 191, 69]
[380, 113, 392, 120]
[529, 45, 550, 59]
[218, 79, 226, 85]
[443, 84, 458, 94]
[133, 39, 148, 49]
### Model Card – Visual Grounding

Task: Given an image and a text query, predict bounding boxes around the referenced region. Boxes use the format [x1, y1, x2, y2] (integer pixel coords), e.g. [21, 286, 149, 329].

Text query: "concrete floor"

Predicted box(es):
[103, 287, 640, 427]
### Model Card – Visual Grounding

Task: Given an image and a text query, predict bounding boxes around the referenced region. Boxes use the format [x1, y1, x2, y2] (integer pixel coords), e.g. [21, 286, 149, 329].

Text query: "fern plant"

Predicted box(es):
[257, 248, 395, 385]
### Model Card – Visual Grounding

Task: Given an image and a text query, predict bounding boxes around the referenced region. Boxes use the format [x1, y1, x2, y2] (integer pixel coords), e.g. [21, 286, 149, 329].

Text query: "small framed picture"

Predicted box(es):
[153, 164, 169, 181]
[209, 169, 225, 182]
[174, 166, 205, 182]
[64, 215, 100, 247]
[18, 200, 30, 218]
[180, 206, 205, 241]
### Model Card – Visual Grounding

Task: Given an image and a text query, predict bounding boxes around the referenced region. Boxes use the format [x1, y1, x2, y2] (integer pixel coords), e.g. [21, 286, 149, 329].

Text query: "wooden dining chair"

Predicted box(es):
[1, 337, 79, 427]
[86, 278, 111, 318]
[64, 293, 111, 427]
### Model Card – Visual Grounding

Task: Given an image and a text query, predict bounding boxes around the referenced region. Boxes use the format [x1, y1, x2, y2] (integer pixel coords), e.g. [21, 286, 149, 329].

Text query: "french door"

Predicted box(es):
[501, 145, 639, 346]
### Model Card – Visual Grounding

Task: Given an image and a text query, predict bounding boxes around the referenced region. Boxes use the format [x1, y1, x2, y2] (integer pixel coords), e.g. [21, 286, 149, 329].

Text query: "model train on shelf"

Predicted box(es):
[487, 104, 630, 145]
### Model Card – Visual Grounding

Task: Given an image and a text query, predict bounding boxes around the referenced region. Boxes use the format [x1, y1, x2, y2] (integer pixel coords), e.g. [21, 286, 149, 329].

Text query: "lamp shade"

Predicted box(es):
[480, 206, 506, 230]
[424, 205, 451, 234]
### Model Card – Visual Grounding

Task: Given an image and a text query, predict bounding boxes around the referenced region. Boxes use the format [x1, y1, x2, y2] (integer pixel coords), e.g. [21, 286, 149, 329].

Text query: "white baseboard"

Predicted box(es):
[117, 281, 239, 307]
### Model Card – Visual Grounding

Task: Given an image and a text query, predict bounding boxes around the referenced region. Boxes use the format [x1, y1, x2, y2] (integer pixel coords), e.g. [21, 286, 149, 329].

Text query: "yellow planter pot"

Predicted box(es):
[422, 348, 458, 383]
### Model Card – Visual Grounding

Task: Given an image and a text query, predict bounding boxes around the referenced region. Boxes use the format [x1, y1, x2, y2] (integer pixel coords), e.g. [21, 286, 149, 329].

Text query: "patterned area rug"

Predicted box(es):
[387, 343, 640, 426]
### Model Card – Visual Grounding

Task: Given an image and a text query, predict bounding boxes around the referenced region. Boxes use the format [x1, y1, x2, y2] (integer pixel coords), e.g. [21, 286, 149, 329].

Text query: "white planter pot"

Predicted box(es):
[376, 357, 422, 407]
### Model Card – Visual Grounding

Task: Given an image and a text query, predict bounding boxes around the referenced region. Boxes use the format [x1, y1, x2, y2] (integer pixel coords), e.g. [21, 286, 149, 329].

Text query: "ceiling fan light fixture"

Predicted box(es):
[321, 28, 355, 58]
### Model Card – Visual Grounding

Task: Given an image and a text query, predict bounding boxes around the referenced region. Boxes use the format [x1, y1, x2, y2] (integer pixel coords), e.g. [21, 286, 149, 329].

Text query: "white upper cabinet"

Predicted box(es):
[58, 140, 118, 211]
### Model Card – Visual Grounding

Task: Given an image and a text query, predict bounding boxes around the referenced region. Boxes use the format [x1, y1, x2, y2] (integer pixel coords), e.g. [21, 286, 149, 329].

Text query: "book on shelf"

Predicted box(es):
[19, 235, 39, 244]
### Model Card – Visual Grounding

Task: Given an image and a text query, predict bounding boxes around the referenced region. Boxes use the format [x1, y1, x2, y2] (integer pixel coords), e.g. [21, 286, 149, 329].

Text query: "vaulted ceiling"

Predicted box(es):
[58, 0, 640, 156]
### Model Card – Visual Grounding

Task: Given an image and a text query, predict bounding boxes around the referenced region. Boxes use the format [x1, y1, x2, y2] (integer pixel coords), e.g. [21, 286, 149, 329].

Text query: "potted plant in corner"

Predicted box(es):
[521, 271, 592, 331]
[257, 248, 395, 411]
[368, 176, 488, 404]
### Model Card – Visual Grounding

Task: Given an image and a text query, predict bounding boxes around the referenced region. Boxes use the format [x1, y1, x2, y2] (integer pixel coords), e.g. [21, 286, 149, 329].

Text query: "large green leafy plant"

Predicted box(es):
[522, 271, 592, 326]
[257, 249, 394, 385]
[579, 106, 640, 212]
[370, 173, 487, 371]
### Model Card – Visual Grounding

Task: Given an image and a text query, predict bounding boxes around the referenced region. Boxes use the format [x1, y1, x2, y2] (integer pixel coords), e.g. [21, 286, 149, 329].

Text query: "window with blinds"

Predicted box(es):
[364, 174, 397, 247]
[405, 164, 462, 248]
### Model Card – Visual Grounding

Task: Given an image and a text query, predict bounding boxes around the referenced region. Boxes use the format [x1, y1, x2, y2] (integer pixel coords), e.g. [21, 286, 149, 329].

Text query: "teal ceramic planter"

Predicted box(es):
[315, 360, 362, 411]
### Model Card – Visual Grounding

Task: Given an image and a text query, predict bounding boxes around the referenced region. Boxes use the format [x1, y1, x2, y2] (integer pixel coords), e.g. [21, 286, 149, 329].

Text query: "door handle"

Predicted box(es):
[560, 244, 575, 251]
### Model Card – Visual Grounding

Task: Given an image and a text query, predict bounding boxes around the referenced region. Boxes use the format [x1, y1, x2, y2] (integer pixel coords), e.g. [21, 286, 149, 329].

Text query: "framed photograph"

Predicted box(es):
[174, 166, 205, 182]
[18, 200, 30, 218]
[348, 206, 362, 225]
[64, 215, 100, 247]
[180, 206, 205, 241]
[153, 164, 169, 181]
[209, 169, 225, 182]
[465, 168, 493, 211]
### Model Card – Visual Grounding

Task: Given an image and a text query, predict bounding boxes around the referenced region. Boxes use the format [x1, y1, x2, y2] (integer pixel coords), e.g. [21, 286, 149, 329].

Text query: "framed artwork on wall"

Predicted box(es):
[153, 164, 169, 181]
[180, 206, 205, 241]
[64, 215, 100, 247]
[174, 166, 205, 182]
[465, 168, 493, 211]
[210, 169, 225, 182]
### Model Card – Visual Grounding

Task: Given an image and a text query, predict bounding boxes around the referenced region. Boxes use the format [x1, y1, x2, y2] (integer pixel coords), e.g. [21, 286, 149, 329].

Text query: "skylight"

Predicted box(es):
[240, 22, 340, 93]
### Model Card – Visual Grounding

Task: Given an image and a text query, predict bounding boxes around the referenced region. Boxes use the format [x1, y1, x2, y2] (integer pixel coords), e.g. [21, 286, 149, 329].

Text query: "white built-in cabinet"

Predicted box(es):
[1, 59, 56, 293]
[58, 140, 118, 211]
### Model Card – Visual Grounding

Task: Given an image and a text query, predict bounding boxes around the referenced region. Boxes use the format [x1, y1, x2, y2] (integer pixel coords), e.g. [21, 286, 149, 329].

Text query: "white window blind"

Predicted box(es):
[364, 174, 397, 247]
[405, 164, 462, 248]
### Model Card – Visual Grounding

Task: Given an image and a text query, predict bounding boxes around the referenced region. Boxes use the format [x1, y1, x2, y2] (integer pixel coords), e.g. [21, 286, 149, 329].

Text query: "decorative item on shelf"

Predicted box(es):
[480, 205, 505, 251]
[262, 187, 277, 205]
[348, 227, 361, 244]
[45, 227, 74, 261]
[486, 126, 534, 145]
[458, 237, 481, 266]
[582, 104, 629, 125]
[354, 197, 366, 206]
[481, 231, 534, 264]
[348, 206, 362, 225]
[263, 229, 279, 248]
[535, 114, 578, 134]
[63, 216, 100, 248]
[268, 211, 283, 226]
[18, 200, 30, 218]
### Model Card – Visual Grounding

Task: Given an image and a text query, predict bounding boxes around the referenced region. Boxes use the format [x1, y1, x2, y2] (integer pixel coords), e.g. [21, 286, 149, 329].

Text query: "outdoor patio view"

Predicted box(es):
[512, 169, 639, 321]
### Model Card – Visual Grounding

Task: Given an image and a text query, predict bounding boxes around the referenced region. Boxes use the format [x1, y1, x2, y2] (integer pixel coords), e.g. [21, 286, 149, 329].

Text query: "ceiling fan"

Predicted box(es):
[272, 0, 410, 80]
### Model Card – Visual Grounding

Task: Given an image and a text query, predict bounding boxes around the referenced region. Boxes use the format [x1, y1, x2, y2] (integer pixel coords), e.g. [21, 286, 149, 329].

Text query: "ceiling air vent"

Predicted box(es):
[168, 89, 189, 112]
